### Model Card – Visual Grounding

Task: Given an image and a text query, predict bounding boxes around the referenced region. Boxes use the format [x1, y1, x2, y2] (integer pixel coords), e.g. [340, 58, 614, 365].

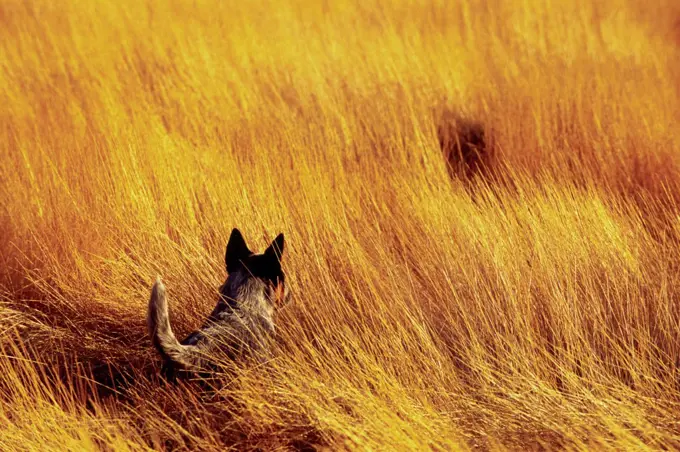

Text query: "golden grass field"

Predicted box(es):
[3, 0, 680, 449]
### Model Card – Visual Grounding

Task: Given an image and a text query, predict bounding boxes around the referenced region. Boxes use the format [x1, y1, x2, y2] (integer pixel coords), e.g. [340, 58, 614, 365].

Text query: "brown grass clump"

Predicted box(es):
[436, 108, 491, 180]
[3, 0, 680, 449]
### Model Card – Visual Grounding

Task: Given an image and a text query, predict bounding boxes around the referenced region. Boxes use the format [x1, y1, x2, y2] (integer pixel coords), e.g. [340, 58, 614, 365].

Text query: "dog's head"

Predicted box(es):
[219, 228, 289, 313]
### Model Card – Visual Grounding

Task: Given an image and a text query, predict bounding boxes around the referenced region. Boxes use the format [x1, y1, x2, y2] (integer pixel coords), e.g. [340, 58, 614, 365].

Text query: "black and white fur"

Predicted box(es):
[147, 228, 288, 377]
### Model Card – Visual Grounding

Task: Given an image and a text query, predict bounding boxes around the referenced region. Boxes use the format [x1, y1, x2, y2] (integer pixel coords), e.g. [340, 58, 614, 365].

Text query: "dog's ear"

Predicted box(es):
[226, 228, 252, 273]
[264, 233, 285, 262]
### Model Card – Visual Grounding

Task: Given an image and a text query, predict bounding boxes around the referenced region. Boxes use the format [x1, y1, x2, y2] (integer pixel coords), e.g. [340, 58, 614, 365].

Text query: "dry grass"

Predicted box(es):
[3, 0, 680, 449]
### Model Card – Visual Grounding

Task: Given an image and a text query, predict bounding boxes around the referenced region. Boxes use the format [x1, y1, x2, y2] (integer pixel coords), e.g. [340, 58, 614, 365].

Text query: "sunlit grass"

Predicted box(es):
[2, 0, 680, 449]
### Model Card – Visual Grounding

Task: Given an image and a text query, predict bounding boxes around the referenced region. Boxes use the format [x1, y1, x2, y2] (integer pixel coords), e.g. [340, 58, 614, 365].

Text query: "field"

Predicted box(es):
[3, 0, 680, 450]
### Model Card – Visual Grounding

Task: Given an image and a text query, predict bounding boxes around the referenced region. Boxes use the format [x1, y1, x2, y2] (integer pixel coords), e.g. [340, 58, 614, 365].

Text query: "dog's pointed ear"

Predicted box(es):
[264, 233, 285, 261]
[226, 228, 252, 273]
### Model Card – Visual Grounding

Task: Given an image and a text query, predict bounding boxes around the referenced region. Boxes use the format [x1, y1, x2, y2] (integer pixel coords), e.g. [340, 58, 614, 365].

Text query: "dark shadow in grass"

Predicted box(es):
[437, 109, 493, 181]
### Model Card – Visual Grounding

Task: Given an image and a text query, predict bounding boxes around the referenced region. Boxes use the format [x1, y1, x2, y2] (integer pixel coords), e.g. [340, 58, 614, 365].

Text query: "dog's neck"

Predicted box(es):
[213, 271, 275, 322]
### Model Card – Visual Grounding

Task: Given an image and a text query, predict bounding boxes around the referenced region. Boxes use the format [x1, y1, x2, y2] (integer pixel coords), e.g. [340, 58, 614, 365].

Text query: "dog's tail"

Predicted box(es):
[148, 278, 197, 370]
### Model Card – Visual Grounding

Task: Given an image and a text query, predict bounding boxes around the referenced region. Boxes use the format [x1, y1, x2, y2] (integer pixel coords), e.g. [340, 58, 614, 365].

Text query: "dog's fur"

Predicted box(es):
[147, 228, 288, 377]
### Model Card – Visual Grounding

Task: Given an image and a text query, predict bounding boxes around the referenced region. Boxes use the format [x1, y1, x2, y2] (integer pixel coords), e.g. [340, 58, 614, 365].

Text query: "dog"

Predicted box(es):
[147, 228, 288, 378]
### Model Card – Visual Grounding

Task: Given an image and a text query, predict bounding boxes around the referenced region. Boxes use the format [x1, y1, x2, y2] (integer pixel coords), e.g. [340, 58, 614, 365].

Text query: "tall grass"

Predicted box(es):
[2, 0, 680, 449]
